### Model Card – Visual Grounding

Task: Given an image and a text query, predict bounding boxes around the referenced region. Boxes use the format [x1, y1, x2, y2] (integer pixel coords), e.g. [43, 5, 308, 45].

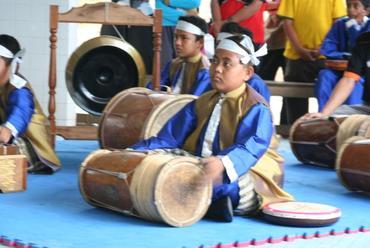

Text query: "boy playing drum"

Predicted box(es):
[132, 34, 293, 222]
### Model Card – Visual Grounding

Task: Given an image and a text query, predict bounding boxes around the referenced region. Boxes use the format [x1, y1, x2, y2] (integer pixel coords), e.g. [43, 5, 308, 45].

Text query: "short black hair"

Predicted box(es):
[0, 34, 21, 65]
[219, 22, 259, 51]
[178, 15, 208, 41]
[220, 22, 254, 40]
[359, 0, 370, 8]
[225, 35, 252, 54]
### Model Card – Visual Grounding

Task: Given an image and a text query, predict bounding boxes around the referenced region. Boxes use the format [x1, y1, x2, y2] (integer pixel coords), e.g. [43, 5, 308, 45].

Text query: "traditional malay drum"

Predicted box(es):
[337, 137, 370, 193]
[0, 145, 27, 193]
[79, 149, 212, 227]
[324, 59, 348, 71]
[336, 115, 370, 193]
[99, 87, 196, 150]
[262, 201, 341, 227]
[289, 116, 347, 168]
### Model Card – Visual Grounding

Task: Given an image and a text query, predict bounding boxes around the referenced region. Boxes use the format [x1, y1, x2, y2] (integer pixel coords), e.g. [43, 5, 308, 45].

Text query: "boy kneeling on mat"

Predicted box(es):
[132, 34, 293, 222]
[0, 34, 61, 174]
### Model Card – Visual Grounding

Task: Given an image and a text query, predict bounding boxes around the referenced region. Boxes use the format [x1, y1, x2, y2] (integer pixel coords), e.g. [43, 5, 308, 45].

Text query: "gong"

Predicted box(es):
[66, 35, 146, 116]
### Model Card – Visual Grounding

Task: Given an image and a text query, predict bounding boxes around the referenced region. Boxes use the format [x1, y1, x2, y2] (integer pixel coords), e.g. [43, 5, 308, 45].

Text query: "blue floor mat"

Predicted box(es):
[0, 140, 370, 248]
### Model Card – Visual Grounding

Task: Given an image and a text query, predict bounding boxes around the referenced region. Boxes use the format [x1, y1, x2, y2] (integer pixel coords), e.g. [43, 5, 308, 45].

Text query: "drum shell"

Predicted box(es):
[337, 138, 370, 193]
[79, 149, 212, 227]
[289, 117, 346, 168]
[98, 88, 172, 149]
[79, 149, 145, 212]
[99, 87, 196, 149]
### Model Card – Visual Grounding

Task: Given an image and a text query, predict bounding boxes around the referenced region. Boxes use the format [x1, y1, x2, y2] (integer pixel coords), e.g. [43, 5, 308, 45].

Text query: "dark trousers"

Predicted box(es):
[280, 59, 325, 124]
[258, 48, 286, 81]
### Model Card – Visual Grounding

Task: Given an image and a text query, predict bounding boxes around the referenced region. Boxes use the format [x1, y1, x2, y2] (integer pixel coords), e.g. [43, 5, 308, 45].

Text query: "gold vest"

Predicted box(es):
[0, 82, 61, 168]
[183, 84, 294, 207]
[169, 54, 210, 94]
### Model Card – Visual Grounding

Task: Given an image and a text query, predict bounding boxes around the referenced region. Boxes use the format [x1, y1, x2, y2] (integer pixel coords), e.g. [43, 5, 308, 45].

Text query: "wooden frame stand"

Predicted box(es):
[48, 3, 162, 145]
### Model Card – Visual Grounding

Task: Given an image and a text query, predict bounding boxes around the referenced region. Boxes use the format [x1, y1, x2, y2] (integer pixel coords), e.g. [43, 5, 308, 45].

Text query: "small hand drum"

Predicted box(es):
[262, 201, 341, 227]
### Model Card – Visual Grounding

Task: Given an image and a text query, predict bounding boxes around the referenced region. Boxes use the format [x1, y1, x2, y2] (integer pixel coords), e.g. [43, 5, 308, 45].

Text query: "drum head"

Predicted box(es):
[155, 156, 212, 227]
[141, 94, 197, 139]
[262, 201, 341, 227]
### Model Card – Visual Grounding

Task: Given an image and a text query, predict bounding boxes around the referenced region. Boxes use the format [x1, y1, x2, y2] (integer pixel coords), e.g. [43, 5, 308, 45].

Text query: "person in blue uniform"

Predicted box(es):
[306, 31, 370, 118]
[316, 0, 370, 111]
[132, 34, 293, 222]
[0, 34, 61, 174]
[146, 15, 212, 96]
[217, 21, 271, 102]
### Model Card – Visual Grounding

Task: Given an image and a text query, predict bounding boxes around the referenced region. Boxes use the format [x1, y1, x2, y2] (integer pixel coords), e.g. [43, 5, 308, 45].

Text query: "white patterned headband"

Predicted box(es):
[216, 35, 267, 66]
[216, 32, 233, 42]
[0, 44, 26, 88]
[176, 20, 205, 36]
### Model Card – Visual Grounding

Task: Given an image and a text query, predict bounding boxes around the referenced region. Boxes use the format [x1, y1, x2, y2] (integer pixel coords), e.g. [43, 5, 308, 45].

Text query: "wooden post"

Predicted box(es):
[152, 9, 162, 91]
[48, 5, 58, 147]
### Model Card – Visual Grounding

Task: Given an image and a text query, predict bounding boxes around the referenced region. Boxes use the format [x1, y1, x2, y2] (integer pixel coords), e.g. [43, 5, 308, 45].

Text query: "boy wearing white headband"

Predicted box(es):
[132, 34, 293, 222]
[146, 15, 212, 95]
[0, 34, 60, 174]
[218, 22, 271, 102]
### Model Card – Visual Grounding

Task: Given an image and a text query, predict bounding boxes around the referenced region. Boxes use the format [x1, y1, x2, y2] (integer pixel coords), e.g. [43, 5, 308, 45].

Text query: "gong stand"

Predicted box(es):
[48, 3, 162, 146]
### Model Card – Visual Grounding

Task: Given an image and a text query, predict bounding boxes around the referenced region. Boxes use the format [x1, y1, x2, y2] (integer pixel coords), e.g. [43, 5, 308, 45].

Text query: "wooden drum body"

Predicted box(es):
[98, 87, 196, 149]
[337, 138, 370, 193]
[289, 116, 347, 168]
[79, 149, 211, 227]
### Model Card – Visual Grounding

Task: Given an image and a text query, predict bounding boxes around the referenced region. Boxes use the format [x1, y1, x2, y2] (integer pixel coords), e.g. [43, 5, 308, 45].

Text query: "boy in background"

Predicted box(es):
[316, 0, 370, 111]
[147, 15, 212, 96]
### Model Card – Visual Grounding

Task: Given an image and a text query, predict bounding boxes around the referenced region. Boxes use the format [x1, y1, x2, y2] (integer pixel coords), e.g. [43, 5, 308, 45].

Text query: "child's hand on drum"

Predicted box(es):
[201, 156, 225, 186]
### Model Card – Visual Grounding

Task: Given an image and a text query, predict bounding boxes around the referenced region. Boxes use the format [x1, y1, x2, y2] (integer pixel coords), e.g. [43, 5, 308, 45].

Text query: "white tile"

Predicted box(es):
[15, 2, 33, 21]
[31, 4, 49, 22]
[0, 2, 15, 21]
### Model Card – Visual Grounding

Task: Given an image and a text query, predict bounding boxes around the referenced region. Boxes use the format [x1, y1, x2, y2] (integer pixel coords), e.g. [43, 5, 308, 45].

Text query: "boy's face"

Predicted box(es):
[347, 0, 368, 21]
[210, 49, 253, 93]
[0, 57, 10, 86]
[174, 29, 203, 59]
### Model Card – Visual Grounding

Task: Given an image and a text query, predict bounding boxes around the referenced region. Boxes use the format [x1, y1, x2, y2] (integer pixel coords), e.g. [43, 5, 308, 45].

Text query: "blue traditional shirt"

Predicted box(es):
[320, 16, 370, 59]
[1, 86, 34, 137]
[132, 84, 273, 204]
[146, 54, 212, 96]
[247, 74, 271, 103]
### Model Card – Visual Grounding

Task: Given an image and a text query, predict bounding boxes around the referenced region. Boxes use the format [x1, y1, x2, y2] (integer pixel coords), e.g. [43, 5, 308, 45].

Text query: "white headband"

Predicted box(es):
[216, 32, 233, 42]
[216, 35, 267, 66]
[0, 44, 27, 88]
[176, 20, 205, 36]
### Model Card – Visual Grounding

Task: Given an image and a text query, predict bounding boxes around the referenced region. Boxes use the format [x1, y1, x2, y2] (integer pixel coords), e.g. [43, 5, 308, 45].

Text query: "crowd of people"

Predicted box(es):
[1, 0, 369, 224]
